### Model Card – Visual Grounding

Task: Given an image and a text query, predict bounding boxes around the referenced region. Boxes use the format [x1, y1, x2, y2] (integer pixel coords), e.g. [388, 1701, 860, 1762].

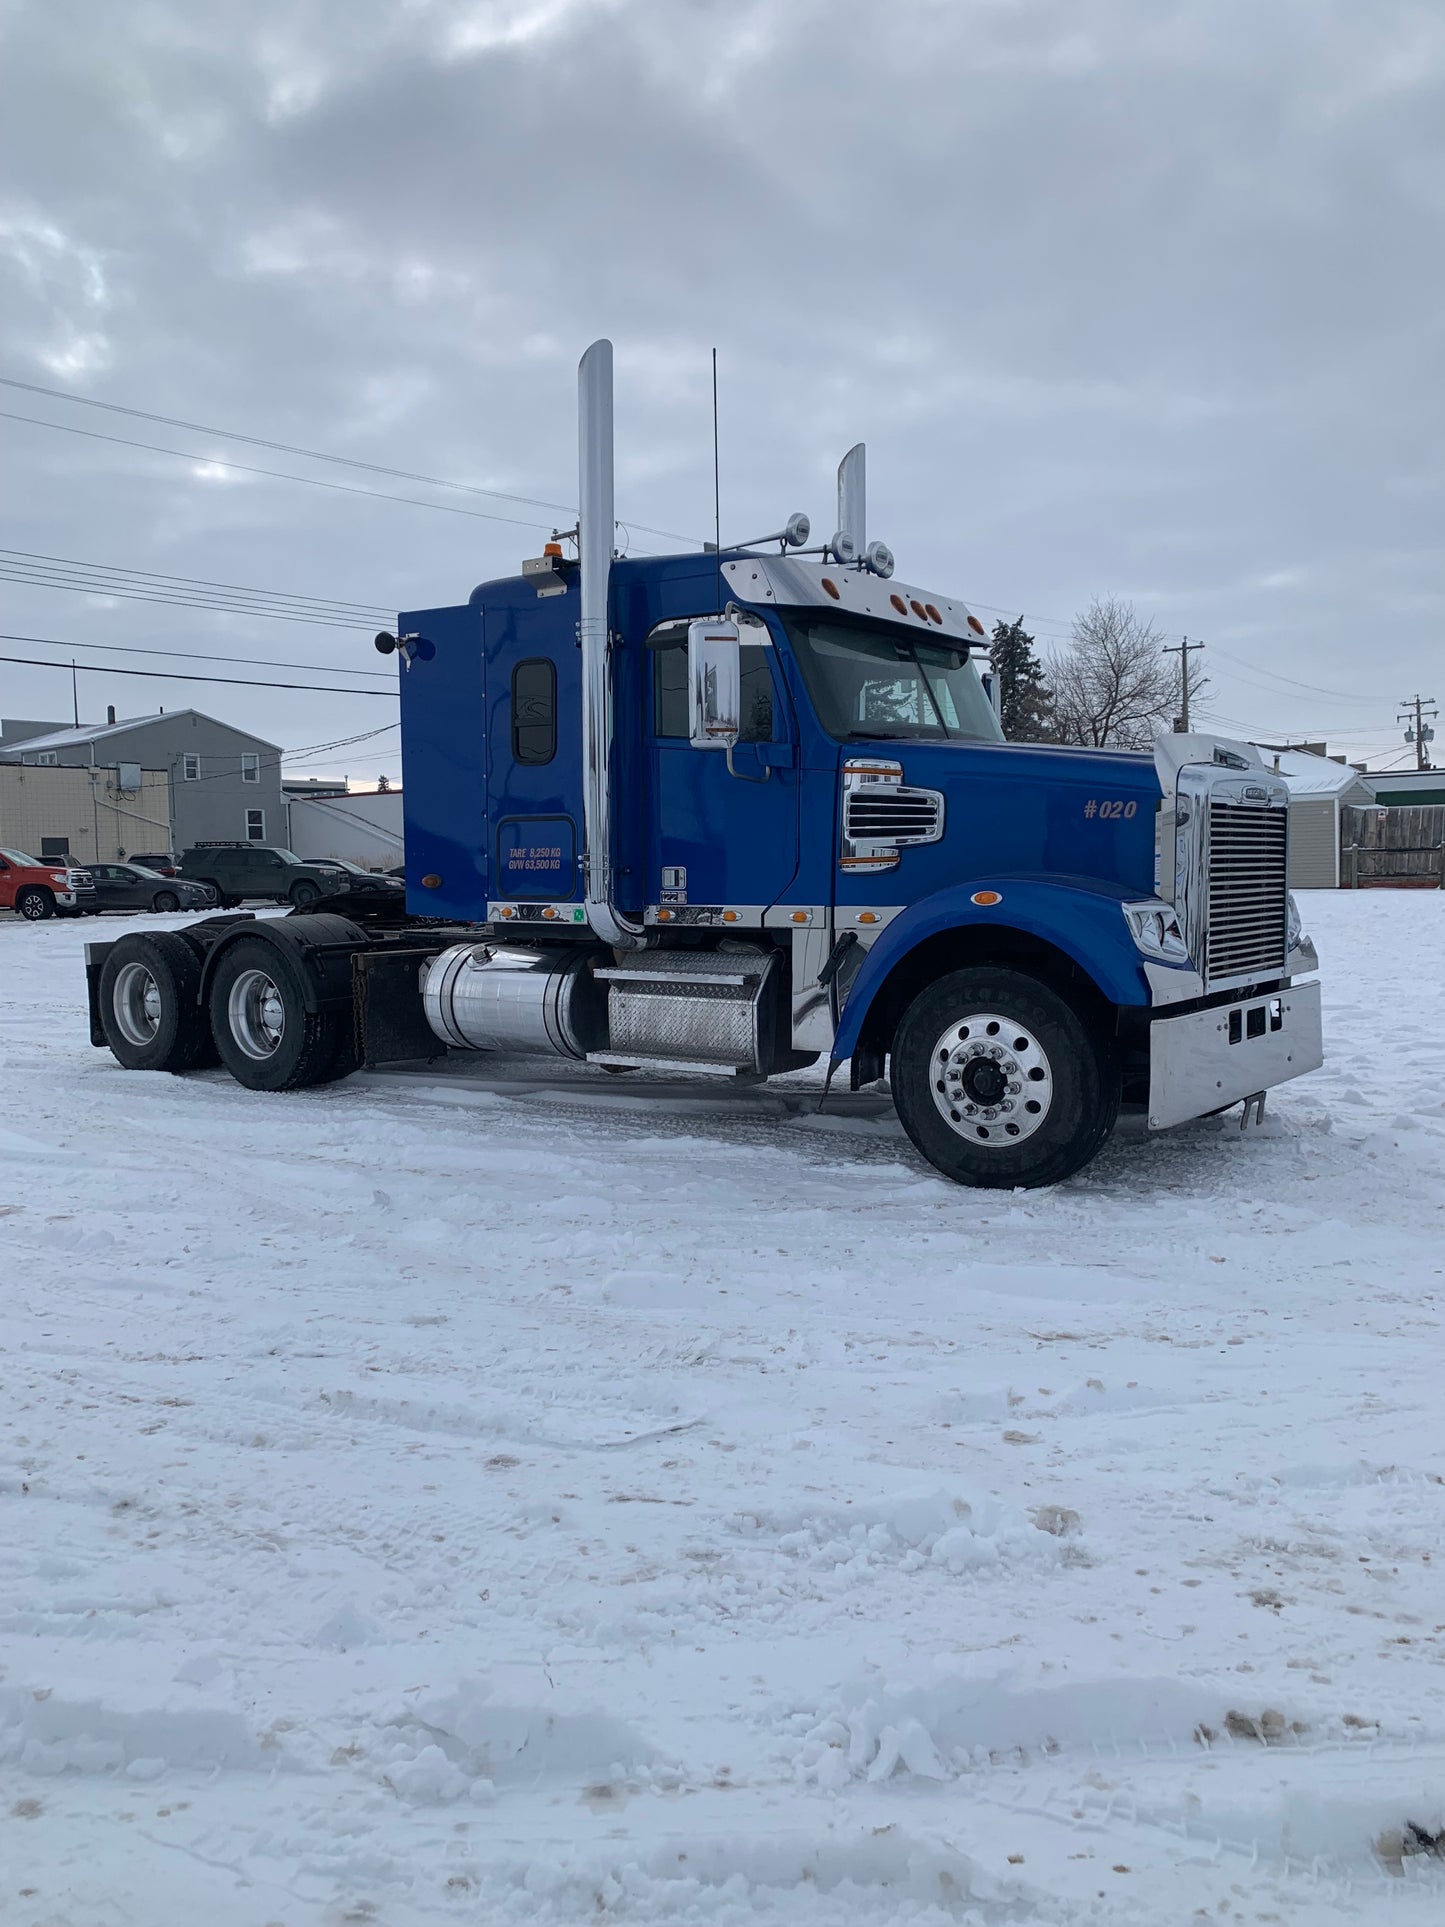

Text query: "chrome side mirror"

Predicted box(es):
[688, 618, 741, 748]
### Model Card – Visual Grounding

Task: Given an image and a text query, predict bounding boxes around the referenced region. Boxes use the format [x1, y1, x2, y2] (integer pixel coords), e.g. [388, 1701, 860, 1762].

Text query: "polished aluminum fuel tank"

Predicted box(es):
[421, 943, 606, 1058]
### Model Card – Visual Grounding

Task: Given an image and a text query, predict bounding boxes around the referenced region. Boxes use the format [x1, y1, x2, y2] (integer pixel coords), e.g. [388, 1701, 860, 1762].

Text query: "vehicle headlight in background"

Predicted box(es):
[1122, 898, 1191, 965]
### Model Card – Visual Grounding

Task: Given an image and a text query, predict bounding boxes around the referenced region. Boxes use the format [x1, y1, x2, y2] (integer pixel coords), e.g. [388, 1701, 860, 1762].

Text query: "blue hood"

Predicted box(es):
[838, 737, 1162, 905]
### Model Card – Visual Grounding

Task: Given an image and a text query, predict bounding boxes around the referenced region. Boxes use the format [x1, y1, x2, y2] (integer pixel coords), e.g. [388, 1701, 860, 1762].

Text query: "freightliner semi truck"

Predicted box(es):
[84, 341, 1323, 1189]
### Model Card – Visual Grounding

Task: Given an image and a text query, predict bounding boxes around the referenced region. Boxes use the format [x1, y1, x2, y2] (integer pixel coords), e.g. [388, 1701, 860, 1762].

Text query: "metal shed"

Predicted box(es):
[1251, 746, 1375, 889]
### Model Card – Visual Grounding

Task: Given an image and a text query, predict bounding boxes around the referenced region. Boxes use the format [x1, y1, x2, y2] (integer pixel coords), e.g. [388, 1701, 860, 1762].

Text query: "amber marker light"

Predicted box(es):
[857, 911, 879, 924]
[722, 910, 738, 923]
[790, 910, 808, 923]
[656, 908, 673, 921]
[890, 593, 907, 614]
[970, 889, 1002, 906]
[421, 873, 442, 889]
[821, 577, 841, 600]
[967, 614, 986, 635]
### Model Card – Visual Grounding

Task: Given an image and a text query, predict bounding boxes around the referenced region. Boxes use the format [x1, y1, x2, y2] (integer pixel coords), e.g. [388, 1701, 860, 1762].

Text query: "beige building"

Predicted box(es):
[0, 763, 171, 865]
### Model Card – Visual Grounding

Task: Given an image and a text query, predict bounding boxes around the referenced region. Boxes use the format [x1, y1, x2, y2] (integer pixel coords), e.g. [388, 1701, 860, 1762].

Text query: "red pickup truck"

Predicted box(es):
[0, 846, 98, 920]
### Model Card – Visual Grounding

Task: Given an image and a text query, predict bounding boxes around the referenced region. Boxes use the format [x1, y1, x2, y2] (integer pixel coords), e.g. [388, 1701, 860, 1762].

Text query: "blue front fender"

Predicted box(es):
[830, 878, 1151, 1062]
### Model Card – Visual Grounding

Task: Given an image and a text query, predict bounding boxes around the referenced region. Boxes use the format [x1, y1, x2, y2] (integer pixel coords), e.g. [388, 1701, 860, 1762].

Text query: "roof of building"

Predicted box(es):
[0, 709, 280, 757]
[1251, 745, 1375, 800]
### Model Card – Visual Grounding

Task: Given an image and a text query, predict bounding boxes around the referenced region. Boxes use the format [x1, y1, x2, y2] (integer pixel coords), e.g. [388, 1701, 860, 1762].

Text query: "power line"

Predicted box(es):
[0, 375, 703, 545]
[0, 546, 392, 617]
[0, 564, 388, 633]
[0, 628, 393, 679]
[1, 409, 566, 533]
[0, 639, 397, 697]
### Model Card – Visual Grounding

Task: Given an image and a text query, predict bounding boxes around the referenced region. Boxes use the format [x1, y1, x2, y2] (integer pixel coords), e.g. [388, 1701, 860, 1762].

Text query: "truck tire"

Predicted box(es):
[208, 936, 352, 1092]
[289, 880, 321, 909]
[890, 965, 1118, 1190]
[16, 886, 54, 921]
[98, 932, 214, 1073]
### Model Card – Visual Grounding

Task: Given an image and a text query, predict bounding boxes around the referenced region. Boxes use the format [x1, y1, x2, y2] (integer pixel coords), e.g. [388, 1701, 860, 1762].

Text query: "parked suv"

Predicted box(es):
[0, 846, 98, 920]
[126, 851, 181, 877]
[178, 843, 345, 909]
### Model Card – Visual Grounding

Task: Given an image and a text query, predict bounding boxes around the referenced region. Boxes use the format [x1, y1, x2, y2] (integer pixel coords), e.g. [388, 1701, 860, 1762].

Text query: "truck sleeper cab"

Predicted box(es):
[85, 340, 1323, 1188]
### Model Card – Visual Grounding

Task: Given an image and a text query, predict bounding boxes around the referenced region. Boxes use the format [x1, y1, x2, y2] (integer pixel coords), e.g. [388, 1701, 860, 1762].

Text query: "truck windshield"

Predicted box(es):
[784, 616, 1003, 743]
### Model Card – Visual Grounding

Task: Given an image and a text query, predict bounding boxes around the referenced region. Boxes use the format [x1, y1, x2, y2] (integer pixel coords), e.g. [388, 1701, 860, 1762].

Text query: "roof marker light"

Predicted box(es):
[967, 614, 986, 636]
[821, 577, 841, 600]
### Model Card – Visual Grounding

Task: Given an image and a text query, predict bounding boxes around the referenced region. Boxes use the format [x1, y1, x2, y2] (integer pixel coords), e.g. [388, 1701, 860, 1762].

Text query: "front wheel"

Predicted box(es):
[289, 880, 321, 909]
[16, 887, 54, 921]
[890, 966, 1118, 1190]
[152, 890, 180, 913]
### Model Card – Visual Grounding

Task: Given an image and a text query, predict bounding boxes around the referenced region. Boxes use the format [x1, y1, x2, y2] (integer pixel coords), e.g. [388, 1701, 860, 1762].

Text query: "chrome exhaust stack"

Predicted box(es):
[577, 339, 644, 947]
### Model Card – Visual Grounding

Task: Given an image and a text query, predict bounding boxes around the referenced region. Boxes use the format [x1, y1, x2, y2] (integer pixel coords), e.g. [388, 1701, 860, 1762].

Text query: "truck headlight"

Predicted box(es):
[1287, 890, 1304, 953]
[1122, 898, 1190, 965]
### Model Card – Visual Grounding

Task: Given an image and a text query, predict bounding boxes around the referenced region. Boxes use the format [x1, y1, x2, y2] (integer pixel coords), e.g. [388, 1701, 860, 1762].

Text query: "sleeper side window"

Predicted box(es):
[512, 658, 556, 765]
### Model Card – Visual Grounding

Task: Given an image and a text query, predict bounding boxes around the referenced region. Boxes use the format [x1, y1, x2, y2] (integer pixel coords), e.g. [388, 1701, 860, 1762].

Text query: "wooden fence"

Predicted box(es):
[1341, 803, 1445, 888]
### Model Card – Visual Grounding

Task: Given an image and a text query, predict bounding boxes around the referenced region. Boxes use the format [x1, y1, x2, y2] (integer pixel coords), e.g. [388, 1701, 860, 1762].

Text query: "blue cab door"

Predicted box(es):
[644, 620, 800, 912]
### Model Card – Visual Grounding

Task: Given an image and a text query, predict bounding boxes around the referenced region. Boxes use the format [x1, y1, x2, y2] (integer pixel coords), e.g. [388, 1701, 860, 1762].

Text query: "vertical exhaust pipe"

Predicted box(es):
[577, 339, 643, 947]
[836, 443, 866, 555]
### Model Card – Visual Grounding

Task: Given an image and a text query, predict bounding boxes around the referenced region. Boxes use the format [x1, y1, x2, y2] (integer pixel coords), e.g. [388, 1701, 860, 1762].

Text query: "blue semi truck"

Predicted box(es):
[85, 340, 1322, 1188]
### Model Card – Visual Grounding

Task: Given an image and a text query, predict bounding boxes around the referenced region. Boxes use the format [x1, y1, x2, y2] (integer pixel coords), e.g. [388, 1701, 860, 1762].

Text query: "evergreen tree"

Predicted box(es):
[990, 617, 1053, 740]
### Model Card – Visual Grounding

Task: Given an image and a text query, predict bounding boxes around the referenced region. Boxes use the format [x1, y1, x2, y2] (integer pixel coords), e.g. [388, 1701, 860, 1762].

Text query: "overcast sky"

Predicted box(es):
[1, 0, 1441, 781]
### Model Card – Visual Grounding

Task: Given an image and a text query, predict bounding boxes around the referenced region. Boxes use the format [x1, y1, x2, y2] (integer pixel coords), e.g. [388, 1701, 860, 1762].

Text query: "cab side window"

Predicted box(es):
[648, 620, 775, 742]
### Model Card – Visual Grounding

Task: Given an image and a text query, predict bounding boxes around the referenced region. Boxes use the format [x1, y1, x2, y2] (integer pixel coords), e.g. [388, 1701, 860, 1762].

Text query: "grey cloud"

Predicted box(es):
[0, 0, 1440, 768]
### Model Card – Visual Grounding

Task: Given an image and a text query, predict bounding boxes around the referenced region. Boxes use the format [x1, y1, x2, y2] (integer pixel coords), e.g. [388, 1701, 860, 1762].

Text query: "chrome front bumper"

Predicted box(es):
[1148, 980, 1323, 1130]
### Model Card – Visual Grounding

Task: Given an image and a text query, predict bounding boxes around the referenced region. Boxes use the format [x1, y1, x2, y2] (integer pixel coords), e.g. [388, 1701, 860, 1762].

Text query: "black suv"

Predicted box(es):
[178, 843, 345, 909]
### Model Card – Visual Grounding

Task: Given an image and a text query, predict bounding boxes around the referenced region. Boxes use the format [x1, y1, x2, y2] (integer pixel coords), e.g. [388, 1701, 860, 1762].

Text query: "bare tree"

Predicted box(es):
[1048, 598, 1174, 749]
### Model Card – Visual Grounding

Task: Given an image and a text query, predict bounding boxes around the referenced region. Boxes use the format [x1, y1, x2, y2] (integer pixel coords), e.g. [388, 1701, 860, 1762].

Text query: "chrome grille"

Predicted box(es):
[1207, 803, 1288, 980]
[840, 757, 945, 872]
[844, 785, 944, 845]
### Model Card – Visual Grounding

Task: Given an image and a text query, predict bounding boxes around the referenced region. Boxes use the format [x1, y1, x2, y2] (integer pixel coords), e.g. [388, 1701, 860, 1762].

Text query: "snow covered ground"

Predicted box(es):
[2, 892, 1442, 1926]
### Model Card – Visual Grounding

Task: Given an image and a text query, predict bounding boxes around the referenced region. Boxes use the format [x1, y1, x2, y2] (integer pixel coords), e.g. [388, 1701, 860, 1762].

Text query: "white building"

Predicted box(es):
[286, 787, 403, 870]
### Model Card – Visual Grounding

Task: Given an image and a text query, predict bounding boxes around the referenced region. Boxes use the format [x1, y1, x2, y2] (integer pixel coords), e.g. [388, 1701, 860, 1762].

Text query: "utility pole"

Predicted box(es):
[1163, 635, 1206, 733]
[71, 659, 79, 728]
[1398, 693, 1438, 771]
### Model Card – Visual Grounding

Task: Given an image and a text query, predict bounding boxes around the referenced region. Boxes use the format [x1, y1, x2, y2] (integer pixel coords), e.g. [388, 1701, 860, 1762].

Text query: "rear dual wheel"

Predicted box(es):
[891, 966, 1118, 1189]
[98, 933, 218, 1073]
[208, 938, 356, 1092]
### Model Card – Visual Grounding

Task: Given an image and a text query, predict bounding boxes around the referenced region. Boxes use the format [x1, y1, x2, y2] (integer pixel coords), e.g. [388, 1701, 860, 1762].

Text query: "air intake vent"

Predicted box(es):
[840, 758, 945, 872]
[1206, 802, 1288, 981]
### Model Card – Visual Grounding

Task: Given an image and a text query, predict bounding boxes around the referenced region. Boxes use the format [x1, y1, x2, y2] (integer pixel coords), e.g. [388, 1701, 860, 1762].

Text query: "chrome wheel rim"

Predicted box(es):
[113, 961, 162, 1046]
[228, 968, 287, 1060]
[928, 1011, 1054, 1147]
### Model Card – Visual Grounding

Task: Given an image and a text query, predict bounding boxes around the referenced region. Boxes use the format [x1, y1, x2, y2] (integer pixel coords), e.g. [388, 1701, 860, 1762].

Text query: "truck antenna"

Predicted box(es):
[711, 347, 721, 559]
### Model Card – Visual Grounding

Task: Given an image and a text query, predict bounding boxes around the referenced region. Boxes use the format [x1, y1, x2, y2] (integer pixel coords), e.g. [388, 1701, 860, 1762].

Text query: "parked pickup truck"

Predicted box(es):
[0, 846, 97, 920]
